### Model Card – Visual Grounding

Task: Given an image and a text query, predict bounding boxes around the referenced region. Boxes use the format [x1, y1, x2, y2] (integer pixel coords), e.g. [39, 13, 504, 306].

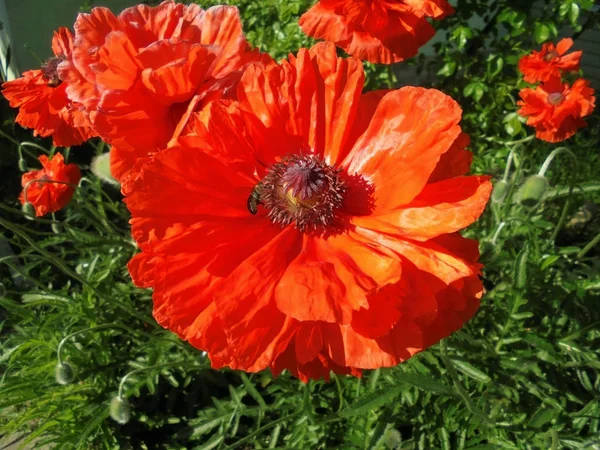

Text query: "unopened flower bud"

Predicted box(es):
[110, 396, 131, 424]
[517, 175, 548, 207]
[91, 153, 119, 186]
[22, 202, 36, 220]
[18, 157, 28, 172]
[55, 362, 74, 385]
[491, 180, 509, 204]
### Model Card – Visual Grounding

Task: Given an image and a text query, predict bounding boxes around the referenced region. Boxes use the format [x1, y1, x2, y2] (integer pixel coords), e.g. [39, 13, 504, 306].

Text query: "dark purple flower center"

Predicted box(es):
[41, 56, 65, 87]
[248, 154, 346, 232]
[547, 92, 564, 106]
[544, 50, 558, 62]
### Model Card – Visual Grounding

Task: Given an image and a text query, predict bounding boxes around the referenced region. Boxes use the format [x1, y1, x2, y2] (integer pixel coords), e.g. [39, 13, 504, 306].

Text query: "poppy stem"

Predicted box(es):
[117, 361, 190, 399]
[387, 65, 396, 89]
[57, 324, 125, 366]
[576, 231, 600, 259]
[22, 178, 79, 205]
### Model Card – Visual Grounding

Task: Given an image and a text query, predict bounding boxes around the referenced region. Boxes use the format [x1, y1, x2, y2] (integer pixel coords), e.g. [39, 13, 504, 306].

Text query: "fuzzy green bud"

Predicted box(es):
[110, 396, 131, 424]
[18, 157, 28, 172]
[491, 180, 509, 204]
[22, 202, 36, 220]
[91, 153, 119, 187]
[55, 362, 75, 385]
[51, 222, 63, 234]
[517, 175, 548, 207]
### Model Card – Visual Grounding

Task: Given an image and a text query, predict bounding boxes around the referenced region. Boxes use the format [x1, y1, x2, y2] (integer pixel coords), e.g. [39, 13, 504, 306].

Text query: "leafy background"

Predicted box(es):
[1, 0, 599, 449]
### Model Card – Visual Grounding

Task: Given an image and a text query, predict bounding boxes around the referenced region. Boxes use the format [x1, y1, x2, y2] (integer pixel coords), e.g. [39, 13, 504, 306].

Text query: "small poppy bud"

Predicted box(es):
[18, 157, 28, 172]
[517, 175, 548, 207]
[51, 222, 63, 234]
[55, 362, 75, 385]
[491, 180, 509, 204]
[110, 396, 131, 424]
[91, 153, 119, 186]
[22, 202, 36, 220]
[479, 241, 497, 261]
[0, 282, 5, 297]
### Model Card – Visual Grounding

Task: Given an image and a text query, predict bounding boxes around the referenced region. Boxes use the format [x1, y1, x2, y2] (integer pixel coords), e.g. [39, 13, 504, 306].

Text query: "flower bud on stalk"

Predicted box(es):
[492, 180, 509, 203]
[110, 396, 131, 424]
[518, 175, 548, 207]
[18, 157, 28, 172]
[55, 362, 75, 385]
[22, 202, 36, 220]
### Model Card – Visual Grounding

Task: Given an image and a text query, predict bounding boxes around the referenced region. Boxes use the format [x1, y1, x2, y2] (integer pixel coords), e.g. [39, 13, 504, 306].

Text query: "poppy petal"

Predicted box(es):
[343, 87, 462, 211]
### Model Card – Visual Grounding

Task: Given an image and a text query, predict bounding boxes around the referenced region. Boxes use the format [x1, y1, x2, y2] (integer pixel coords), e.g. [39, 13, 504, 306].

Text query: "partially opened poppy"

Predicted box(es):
[1, 28, 96, 147]
[299, 0, 453, 64]
[518, 38, 582, 84]
[20, 153, 81, 217]
[517, 77, 595, 142]
[124, 42, 491, 381]
[58, 0, 270, 182]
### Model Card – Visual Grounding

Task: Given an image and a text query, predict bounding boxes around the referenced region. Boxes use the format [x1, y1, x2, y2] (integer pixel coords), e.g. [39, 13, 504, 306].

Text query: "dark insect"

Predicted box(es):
[247, 184, 263, 215]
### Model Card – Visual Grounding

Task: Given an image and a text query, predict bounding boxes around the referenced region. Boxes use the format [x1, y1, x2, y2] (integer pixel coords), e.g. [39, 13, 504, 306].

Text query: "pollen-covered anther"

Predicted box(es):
[41, 56, 66, 87]
[259, 154, 346, 231]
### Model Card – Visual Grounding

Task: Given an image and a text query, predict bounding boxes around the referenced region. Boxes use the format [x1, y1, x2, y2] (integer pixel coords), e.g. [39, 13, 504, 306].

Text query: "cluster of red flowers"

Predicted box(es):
[517, 38, 595, 143]
[299, 0, 454, 64]
[2, 1, 492, 381]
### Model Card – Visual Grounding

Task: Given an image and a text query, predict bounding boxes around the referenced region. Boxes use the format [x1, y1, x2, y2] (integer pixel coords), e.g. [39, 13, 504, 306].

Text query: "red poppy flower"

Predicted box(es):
[518, 38, 582, 84]
[299, 0, 453, 64]
[57, 0, 269, 182]
[517, 77, 595, 142]
[1, 28, 96, 147]
[123, 43, 491, 381]
[19, 153, 81, 217]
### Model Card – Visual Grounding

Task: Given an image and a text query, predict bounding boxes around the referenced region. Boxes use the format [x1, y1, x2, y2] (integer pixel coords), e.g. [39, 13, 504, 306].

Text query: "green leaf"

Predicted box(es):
[534, 23, 551, 43]
[340, 387, 403, 417]
[503, 112, 522, 137]
[438, 61, 457, 77]
[240, 373, 267, 409]
[394, 373, 457, 396]
[528, 407, 559, 428]
[451, 360, 491, 383]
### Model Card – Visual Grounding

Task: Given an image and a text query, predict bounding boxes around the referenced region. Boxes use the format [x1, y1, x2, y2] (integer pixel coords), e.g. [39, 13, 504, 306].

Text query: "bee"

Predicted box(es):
[247, 183, 263, 215]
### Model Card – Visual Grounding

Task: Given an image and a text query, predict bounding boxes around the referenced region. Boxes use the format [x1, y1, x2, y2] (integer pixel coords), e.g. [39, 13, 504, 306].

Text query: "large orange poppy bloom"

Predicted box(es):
[517, 77, 595, 143]
[124, 43, 491, 381]
[518, 38, 582, 84]
[1, 28, 96, 147]
[58, 0, 269, 182]
[20, 153, 81, 217]
[299, 0, 453, 64]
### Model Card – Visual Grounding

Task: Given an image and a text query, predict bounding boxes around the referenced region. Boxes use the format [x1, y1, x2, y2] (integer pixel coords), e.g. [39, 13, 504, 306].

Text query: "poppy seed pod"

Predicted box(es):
[518, 175, 549, 207]
[22, 202, 36, 220]
[55, 362, 75, 385]
[110, 396, 131, 424]
[491, 180, 509, 203]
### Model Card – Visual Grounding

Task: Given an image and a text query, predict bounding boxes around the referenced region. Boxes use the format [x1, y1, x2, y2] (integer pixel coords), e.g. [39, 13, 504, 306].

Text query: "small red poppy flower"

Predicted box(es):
[58, 0, 269, 183]
[518, 38, 582, 84]
[299, 0, 453, 64]
[20, 153, 81, 217]
[517, 77, 595, 142]
[123, 42, 491, 381]
[1, 28, 96, 147]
